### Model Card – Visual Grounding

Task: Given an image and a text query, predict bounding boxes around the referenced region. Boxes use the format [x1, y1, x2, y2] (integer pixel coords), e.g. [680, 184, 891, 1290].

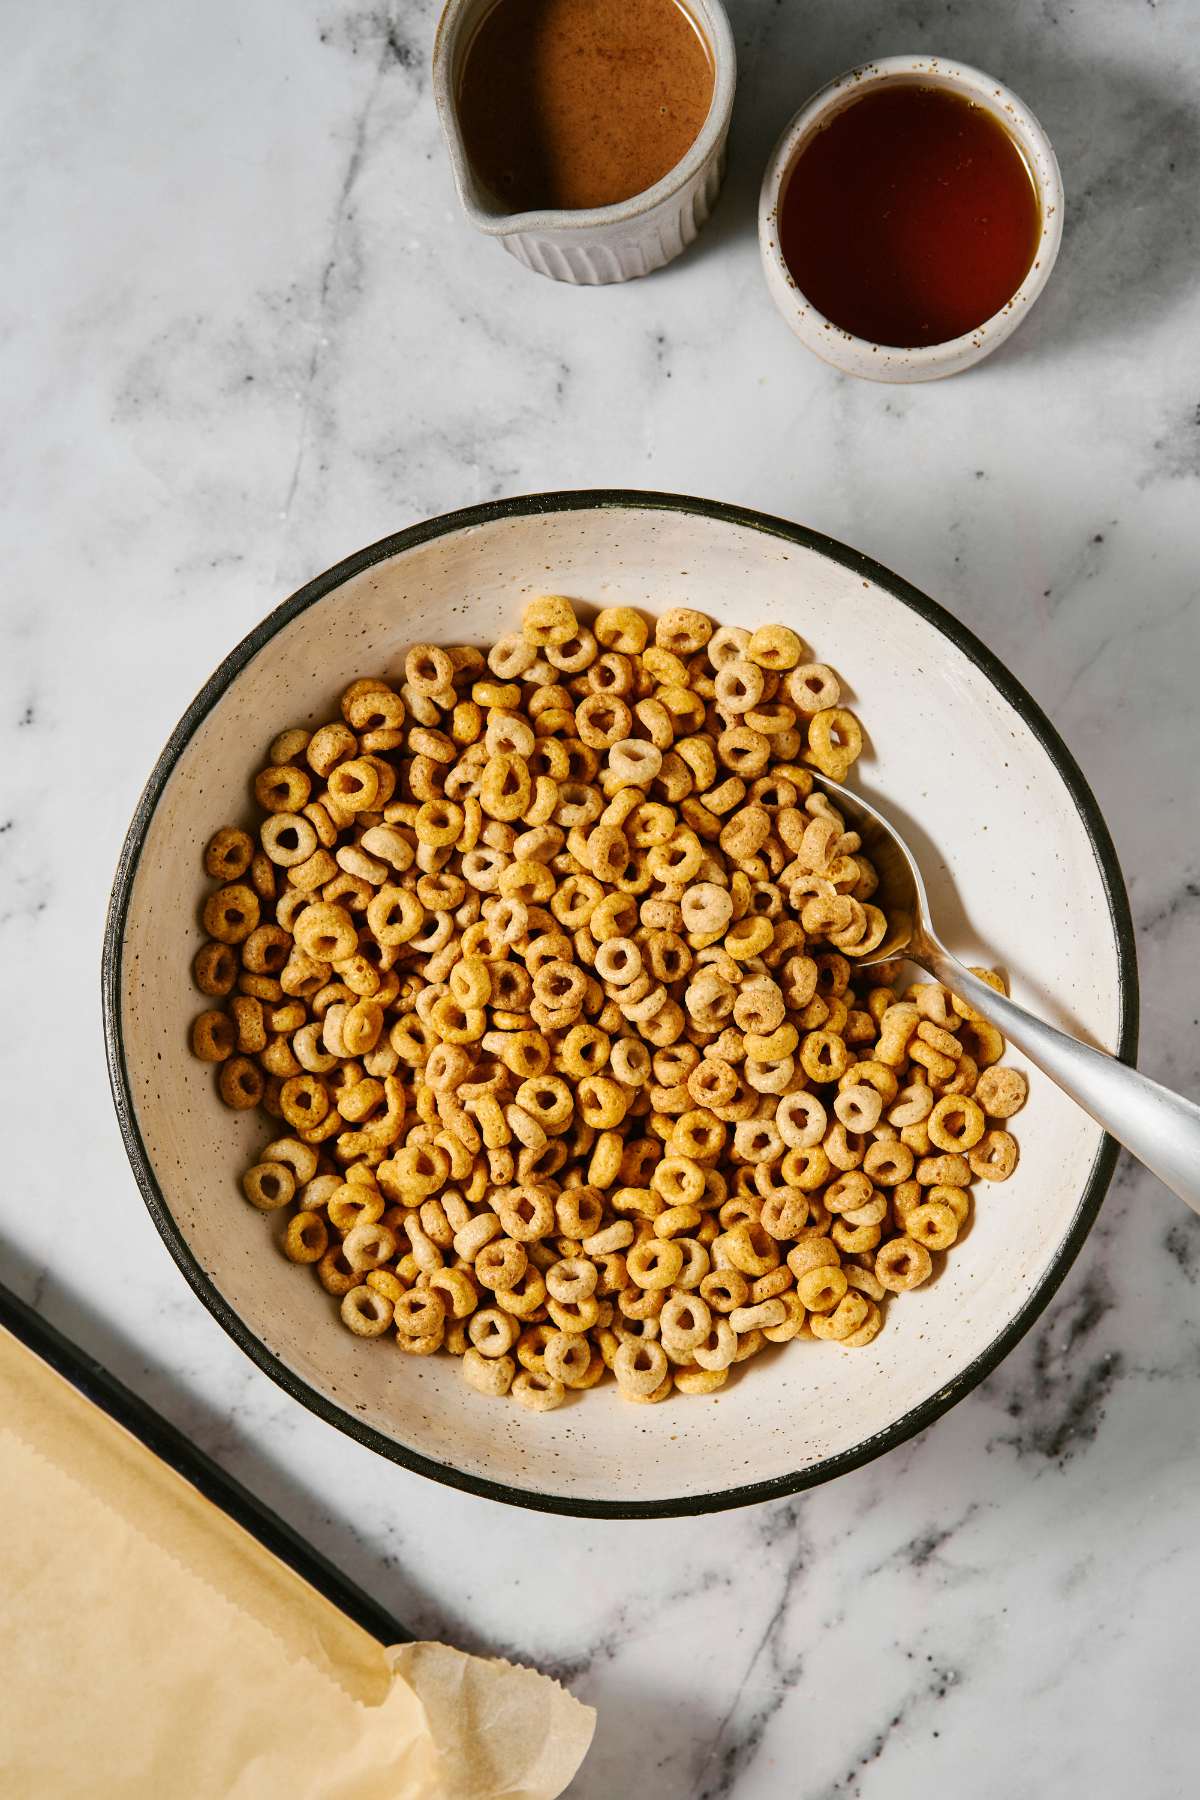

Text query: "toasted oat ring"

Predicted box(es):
[975, 1065, 1028, 1119]
[759, 1188, 809, 1239]
[462, 1349, 515, 1396]
[809, 1290, 870, 1342]
[594, 605, 648, 654]
[626, 1238, 684, 1291]
[786, 663, 840, 714]
[805, 707, 863, 778]
[343, 1221, 398, 1272]
[692, 1319, 738, 1371]
[475, 1238, 528, 1292]
[651, 1156, 705, 1208]
[495, 1184, 557, 1242]
[395, 1328, 444, 1357]
[905, 1200, 959, 1252]
[613, 1337, 669, 1398]
[510, 1369, 567, 1411]
[928, 1094, 986, 1152]
[543, 1331, 594, 1386]
[747, 624, 803, 671]
[340, 1286, 394, 1338]
[394, 1289, 446, 1338]
[193, 941, 238, 996]
[293, 901, 357, 963]
[202, 882, 260, 945]
[191, 1010, 235, 1062]
[467, 1307, 520, 1358]
[680, 882, 733, 936]
[283, 1211, 329, 1263]
[659, 1292, 712, 1353]
[875, 1235, 934, 1292]
[218, 1056, 264, 1110]
[545, 1257, 598, 1305]
[969, 1129, 1019, 1181]
[204, 827, 254, 881]
[254, 764, 312, 813]
[522, 594, 578, 648]
[241, 1161, 296, 1212]
[795, 1264, 848, 1313]
[714, 658, 765, 715]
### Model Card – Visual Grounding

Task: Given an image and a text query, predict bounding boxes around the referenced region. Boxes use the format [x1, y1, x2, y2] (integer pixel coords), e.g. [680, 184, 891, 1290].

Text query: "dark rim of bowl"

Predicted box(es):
[102, 489, 1139, 1519]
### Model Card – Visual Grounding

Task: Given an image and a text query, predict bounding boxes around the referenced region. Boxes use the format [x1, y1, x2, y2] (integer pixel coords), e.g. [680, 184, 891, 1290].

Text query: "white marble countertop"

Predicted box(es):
[5, 0, 1200, 1793]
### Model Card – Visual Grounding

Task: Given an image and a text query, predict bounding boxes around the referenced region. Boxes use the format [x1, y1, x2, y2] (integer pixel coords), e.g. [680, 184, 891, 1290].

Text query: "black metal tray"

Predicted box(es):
[0, 1279, 409, 1648]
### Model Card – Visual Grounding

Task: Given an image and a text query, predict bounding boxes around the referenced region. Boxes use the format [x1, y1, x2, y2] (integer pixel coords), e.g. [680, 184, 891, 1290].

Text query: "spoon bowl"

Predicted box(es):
[805, 772, 922, 964]
[811, 772, 1200, 1215]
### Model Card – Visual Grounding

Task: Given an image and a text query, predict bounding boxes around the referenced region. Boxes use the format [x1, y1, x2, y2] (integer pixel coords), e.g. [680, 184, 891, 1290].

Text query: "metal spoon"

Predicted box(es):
[807, 773, 1200, 1215]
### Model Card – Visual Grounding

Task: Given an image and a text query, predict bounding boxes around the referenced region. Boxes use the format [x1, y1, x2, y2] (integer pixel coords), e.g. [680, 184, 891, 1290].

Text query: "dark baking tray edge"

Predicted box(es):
[0, 1279, 410, 1647]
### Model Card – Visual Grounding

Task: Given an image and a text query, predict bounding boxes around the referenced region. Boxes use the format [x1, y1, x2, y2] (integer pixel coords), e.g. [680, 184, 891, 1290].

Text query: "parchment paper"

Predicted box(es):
[0, 1325, 593, 1798]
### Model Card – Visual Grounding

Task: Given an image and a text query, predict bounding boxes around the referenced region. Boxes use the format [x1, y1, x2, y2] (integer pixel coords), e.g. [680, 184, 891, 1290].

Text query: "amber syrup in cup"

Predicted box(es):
[780, 84, 1041, 347]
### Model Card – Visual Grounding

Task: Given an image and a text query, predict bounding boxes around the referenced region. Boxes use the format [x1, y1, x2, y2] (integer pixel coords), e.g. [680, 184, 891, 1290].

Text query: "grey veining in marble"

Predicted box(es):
[3, 0, 1200, 1794]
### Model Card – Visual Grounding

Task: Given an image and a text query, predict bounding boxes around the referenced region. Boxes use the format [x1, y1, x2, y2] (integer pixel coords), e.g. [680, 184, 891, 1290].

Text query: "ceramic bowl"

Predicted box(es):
[432, 0, 736, 284]
[759, 56, 1065, 381]
[104, 492, 1135, 1517]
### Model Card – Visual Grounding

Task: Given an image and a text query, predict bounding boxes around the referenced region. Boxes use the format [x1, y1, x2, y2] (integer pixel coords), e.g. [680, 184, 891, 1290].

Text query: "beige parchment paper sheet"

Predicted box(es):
[0, 1326, 593, 1799]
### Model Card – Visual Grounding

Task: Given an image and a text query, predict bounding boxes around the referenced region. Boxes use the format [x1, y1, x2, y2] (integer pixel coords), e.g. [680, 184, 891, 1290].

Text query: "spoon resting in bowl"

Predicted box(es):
[808, 773, 1200, 1216]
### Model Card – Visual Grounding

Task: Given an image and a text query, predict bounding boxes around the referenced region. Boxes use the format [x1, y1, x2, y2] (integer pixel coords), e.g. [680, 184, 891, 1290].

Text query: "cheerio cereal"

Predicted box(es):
[189, 598, 1025, 1409]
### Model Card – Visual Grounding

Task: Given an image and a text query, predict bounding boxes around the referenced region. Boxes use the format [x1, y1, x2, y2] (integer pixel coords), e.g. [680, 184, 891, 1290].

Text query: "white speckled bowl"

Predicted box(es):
[432, 0, 736, 284]
[759, 56, 1065, 381]
[103, 493, 1135, 1516]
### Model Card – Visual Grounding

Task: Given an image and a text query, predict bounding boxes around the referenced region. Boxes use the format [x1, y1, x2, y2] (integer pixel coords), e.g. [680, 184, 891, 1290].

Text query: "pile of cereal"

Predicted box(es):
[189, 598, 1024, 1409]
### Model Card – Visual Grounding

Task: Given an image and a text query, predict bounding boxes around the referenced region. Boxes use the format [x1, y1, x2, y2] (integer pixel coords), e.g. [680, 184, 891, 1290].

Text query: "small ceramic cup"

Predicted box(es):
[433, 0, 737, 285]
[758, 55, 1065, 382]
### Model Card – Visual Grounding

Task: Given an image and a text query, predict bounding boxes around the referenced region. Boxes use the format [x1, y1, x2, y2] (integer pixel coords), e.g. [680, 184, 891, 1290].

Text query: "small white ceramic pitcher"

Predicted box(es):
[433, 0, 737, 285]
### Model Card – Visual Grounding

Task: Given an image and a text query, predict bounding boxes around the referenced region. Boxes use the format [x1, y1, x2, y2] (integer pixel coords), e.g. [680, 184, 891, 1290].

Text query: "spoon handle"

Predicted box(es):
[919, 942, 1200, 1217]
